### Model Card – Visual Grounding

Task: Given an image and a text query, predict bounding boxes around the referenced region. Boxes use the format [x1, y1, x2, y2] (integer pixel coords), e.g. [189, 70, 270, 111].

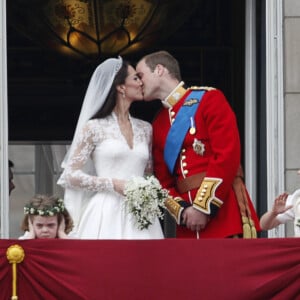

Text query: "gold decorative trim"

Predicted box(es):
[163, 81, 186, 108]
[193, 177, 223, 214]
[189, 86, 216, 91]
[165, 197, 184, 224]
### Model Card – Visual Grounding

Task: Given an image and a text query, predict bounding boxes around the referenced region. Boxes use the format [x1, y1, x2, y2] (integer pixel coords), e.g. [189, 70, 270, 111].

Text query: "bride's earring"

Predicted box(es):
[122, 91, 126, 99]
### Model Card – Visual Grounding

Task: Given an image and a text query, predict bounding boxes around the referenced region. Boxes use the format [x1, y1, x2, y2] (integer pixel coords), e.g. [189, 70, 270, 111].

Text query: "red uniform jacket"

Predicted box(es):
[152, 87, 260, 238]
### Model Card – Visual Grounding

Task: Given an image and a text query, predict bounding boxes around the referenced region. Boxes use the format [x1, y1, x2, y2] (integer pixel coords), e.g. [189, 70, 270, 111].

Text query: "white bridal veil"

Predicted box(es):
[57, 56, 123, 233]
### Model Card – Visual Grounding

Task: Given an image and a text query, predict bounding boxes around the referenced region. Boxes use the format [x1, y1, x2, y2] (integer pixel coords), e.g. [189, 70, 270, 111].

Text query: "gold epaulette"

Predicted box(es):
[193, 177, 223, 214]
[189, 86, 216, 91]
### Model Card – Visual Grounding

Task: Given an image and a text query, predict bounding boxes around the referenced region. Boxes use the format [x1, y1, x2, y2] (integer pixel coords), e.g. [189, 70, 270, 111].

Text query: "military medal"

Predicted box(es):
[189, 127, 196, 135]
[193, 138, 205, 155]
[189, 117, 196, 135]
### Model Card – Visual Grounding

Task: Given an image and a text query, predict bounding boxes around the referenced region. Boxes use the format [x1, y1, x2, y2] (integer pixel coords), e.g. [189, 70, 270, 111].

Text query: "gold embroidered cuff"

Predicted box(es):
[165, 197, 184, 224]
[193, 177, 223, 214]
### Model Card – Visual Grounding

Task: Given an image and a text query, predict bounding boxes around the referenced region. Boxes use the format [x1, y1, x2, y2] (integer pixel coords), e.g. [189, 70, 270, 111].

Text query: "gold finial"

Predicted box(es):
[6, 245, 25, 300]
[6, 245, 25, 264]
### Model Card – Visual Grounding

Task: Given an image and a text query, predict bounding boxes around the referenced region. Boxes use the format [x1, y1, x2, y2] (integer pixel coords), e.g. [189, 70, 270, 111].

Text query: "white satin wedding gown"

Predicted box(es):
[58, 112, 164, 239]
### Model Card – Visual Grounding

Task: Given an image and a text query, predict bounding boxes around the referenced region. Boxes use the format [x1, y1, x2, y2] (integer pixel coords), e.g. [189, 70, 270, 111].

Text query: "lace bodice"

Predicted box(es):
[59, 113, 153, 193]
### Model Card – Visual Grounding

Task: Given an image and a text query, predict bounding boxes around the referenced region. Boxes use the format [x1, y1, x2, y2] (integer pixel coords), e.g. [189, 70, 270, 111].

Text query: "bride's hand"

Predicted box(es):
[112, 179, 126, 195]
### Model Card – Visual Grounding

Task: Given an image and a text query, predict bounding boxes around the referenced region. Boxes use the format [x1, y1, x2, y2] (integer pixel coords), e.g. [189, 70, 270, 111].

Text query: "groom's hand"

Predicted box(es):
[182, 207, 209, 232]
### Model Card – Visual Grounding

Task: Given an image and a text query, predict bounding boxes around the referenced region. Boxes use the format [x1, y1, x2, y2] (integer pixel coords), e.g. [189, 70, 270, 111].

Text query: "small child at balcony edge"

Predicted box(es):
[260, 171, 300, 237]
[19, 194, 73, 239]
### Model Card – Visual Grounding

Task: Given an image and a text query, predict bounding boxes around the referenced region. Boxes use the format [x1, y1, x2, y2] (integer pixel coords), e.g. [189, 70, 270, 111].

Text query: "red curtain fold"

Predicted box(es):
[0, 238, 299, 300]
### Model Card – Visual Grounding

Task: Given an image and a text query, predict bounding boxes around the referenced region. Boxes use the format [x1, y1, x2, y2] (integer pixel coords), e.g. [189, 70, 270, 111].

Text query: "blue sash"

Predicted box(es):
[164, 90, 205, 174]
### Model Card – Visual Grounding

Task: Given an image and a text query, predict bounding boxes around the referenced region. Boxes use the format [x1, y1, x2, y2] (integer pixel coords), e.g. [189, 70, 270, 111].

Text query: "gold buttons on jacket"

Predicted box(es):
[168, 109, 176, 125]
[170, 112, 175, 123]
[180, 148, 188, 177]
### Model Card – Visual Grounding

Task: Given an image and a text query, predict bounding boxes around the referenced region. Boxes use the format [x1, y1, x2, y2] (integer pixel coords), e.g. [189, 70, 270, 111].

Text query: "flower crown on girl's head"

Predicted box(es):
[24, 198, 65, 216]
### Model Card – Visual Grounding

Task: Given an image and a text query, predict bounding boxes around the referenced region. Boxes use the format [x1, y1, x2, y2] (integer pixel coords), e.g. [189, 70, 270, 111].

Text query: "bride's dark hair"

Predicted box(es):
[90, 60, 130, 119]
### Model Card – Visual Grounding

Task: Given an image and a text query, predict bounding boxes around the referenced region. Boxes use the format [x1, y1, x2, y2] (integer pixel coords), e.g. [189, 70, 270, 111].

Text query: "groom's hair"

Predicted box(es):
[141, 51, 181, 81]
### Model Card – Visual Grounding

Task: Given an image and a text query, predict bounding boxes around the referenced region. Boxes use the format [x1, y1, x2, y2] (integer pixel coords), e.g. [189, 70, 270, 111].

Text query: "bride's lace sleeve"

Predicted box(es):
[63, 120, 114, 192]
[144, 122, 153, 176]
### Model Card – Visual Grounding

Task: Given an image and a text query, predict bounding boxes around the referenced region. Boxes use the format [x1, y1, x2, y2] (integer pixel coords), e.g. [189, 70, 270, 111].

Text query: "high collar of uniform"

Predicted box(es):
[162, 81, 186, 108]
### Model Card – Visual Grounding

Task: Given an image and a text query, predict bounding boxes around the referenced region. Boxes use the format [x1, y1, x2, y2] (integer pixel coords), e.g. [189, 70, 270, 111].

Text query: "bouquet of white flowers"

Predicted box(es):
[124, 175, 168, 230]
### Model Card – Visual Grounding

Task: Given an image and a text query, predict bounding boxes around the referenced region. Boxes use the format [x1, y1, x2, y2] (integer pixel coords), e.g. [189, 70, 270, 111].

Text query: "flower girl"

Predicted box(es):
[19, 195, 73, 239]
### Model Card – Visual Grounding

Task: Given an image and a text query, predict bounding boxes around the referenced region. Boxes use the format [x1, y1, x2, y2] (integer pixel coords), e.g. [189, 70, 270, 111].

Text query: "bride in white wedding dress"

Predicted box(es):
[57, 57, 164, 239]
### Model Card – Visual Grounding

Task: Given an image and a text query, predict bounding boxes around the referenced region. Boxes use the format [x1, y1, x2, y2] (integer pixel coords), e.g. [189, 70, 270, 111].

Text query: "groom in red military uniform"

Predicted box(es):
[136, 51, 260, 238]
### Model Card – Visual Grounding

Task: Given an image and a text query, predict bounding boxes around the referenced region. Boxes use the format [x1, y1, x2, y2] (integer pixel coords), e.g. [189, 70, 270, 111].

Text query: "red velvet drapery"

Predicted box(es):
[1, 238, 299, 300]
